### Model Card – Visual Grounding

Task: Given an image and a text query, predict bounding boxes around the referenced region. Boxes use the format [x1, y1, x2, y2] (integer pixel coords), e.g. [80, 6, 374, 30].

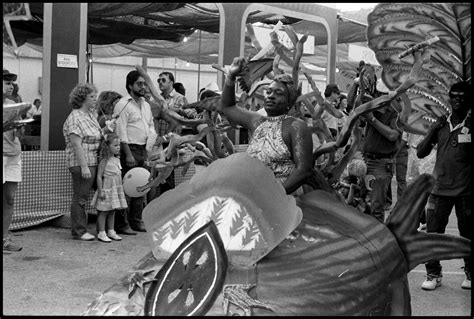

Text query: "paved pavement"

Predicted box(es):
[2, 217, 151, 316]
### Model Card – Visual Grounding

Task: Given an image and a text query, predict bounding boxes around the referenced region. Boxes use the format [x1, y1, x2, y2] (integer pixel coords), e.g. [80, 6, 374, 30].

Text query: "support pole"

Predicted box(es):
[197, 30, 202, 99]
[41, 3, 87, 150]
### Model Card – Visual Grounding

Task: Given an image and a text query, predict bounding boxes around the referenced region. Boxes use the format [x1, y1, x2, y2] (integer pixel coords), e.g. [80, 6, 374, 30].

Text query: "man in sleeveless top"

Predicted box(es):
[220, 57, 313, 195]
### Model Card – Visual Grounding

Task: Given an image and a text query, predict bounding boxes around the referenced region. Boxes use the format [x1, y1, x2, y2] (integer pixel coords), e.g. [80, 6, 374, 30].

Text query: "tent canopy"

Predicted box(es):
[4, 3, 369, 69]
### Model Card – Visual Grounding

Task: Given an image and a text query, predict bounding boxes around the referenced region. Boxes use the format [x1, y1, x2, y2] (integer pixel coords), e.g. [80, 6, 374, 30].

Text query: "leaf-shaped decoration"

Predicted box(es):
[169, 218, 184, 240]
[157, 224, 170, 243]
[144, 221, 227, 316]
[367, 3, 471, 134]
[209, 197, 226, 227]
[236, 58, 274, 92]
[229, 207, 246, 238]
[182, 210, 200, 233]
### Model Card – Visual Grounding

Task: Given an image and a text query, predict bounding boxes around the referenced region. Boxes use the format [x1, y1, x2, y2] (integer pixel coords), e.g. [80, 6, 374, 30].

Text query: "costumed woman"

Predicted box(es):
[220, 57, 315, 195]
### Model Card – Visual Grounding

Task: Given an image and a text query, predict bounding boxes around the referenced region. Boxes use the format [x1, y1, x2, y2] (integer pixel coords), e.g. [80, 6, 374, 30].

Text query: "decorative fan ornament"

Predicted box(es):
[236, 58, 274, 92]
[144, 221, 227, 316]
[367, 3, 471, 134]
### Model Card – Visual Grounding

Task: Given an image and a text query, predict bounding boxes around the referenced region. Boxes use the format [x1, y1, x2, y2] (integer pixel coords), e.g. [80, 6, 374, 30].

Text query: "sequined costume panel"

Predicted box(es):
[246, 115, 295, 183]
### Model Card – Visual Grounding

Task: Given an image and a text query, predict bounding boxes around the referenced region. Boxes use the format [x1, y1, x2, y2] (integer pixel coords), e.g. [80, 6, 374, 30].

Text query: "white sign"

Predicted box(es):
[253, 25, 315, 55]
[348, 44, 380, 66]
[57, 54, 78, 69]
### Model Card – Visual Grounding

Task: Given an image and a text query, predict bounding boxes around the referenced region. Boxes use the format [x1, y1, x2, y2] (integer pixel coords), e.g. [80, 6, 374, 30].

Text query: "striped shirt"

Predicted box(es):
[63, 109, 102, 168]
[113, 95, 155, 145]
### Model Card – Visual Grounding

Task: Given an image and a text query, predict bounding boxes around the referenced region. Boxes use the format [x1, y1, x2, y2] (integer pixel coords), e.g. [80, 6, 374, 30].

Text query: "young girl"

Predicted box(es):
[91, 133, 128, 242]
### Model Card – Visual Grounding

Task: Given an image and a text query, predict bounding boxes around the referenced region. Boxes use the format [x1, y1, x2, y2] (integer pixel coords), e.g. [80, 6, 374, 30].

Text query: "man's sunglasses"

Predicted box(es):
[449, 92, 465, 98]
[158, 78, 167, 83]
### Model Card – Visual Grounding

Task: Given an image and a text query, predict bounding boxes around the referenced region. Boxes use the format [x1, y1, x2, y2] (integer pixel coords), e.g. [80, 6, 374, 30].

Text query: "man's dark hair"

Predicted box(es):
[173, 82, 185, 95]
[125, 70, 141, 94]
[324, 84, 340, 98]
[159, 71, 175, 84]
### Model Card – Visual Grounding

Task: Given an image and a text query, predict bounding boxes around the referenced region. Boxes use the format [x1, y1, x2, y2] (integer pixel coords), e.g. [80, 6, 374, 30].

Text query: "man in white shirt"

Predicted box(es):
[113, 70, 156, 234]
[27, 98, 42, 119]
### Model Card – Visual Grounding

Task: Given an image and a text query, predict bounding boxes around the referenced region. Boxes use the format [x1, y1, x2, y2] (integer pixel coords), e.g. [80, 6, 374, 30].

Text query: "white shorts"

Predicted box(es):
[3, 154, 22, 183]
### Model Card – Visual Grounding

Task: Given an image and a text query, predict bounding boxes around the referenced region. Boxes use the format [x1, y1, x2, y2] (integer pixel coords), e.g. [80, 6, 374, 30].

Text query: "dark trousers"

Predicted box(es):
[387, 145, 408, 205]
[365, 157, 394, 223]
[115, 144, 147, 231]
[425, 194, 471, 276]
[69, 166, 97, 238]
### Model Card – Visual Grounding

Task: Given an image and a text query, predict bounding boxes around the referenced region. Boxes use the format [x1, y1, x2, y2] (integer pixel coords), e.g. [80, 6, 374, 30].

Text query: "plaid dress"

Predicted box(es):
[91, 157, 128, 211]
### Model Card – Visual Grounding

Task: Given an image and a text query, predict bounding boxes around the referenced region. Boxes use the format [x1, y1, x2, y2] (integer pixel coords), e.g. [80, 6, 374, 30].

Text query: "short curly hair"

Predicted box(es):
[69, 83, 97, 109]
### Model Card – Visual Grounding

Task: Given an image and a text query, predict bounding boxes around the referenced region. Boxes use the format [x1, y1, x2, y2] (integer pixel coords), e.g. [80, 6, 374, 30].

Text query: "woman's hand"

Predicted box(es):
[227, 57, 248, 80]
[81, 166, 91, 179]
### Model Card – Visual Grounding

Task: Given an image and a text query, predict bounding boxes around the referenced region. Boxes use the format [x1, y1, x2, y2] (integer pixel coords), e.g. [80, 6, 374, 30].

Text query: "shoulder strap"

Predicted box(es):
[114, 100, 131, 119]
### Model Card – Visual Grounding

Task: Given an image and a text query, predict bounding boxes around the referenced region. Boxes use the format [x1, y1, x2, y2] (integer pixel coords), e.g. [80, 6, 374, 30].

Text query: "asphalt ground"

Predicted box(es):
[2, 182, 472, 316]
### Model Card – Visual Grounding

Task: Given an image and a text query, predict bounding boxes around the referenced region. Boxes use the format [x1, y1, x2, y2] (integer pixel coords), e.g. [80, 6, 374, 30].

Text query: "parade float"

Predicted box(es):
[84, 154, 470, 316]
[83, 3, 471, 316]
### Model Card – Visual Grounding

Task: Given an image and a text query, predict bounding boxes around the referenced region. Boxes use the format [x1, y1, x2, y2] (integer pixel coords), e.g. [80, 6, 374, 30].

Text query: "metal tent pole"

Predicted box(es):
[90, 43, 93, 84]
[197, 29, 202, 100]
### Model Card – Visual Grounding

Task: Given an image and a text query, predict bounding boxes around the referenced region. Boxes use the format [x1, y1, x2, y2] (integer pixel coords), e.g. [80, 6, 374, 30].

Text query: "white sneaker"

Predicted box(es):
[417, 223, 426, 232]
[107, 230, 122, 241]
[421, 274, 442, 290]
[78, 232, 95, 241]
[461, 273, 471, 290]
[97, 232, 111, 243]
